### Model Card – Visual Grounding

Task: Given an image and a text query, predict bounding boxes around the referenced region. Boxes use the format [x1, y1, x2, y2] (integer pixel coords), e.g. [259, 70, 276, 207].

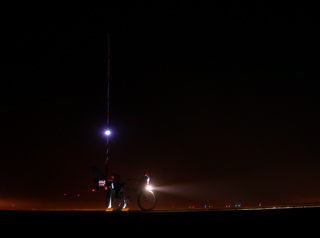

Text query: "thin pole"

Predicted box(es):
[106, 33, 110, 178]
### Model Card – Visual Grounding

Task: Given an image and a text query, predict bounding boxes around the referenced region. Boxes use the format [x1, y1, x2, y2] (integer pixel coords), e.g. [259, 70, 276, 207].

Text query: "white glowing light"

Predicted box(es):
[105, 130, 111, 136]
[146, 185, 153, 191]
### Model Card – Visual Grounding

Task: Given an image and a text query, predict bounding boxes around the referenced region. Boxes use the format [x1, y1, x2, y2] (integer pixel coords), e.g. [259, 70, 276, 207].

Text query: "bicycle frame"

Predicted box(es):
[106, 174, 155, 210]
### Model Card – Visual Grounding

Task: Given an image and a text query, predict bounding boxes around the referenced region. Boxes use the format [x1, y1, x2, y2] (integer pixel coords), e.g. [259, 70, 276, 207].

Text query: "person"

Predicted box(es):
[105, 174, 124, 210]
[111, 174, 124, 198]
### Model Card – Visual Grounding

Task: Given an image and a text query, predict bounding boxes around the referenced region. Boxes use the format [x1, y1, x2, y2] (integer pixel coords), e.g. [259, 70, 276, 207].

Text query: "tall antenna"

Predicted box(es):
[105, 33, 111, 177]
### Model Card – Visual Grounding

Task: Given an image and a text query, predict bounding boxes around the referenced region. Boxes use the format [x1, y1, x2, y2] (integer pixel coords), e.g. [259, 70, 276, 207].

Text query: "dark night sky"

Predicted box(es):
[1, 4, 320, 209]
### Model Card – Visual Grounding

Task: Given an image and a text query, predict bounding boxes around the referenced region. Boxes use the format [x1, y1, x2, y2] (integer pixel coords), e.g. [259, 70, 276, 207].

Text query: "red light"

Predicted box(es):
[104, 186, 108, 190]
[92, 188, 95, 192]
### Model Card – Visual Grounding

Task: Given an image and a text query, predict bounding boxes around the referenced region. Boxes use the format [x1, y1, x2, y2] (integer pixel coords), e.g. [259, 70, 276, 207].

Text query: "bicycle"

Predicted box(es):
[105, 173, 157, 211]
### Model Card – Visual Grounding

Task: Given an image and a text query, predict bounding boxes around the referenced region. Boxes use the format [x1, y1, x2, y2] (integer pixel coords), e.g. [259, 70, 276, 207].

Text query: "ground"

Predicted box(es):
[2, 207, 318, 234]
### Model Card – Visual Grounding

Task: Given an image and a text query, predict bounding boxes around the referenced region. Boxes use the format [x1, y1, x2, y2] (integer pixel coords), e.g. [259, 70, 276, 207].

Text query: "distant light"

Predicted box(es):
[146, 185, 153, 191]
[105, 130, 111, 136]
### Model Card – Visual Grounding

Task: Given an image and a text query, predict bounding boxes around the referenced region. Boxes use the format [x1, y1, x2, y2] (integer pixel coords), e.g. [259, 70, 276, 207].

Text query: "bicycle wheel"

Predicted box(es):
[137, 190, 157, 211]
